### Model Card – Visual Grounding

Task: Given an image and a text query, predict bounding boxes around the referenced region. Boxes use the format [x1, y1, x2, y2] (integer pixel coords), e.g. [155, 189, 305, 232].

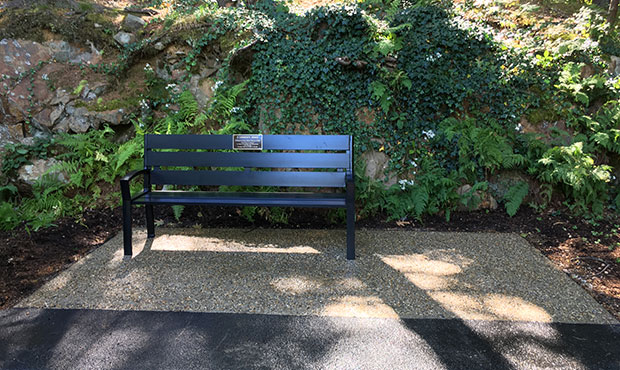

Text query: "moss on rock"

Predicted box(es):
[0, 5, 118, 51]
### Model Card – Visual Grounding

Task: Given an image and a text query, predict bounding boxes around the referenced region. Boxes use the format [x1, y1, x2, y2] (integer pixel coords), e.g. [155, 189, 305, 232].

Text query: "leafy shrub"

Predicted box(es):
[1, 137, 53, 178]
[0, 202, 20, 231]
[579, 102, 620, 155]
[440, 117, 525, 181]
[536, 142, 611, 214]
[385, 157, 459, 221]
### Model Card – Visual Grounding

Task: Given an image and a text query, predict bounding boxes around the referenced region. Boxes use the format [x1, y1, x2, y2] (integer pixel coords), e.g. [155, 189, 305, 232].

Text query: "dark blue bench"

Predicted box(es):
[120, 134, 356, 259]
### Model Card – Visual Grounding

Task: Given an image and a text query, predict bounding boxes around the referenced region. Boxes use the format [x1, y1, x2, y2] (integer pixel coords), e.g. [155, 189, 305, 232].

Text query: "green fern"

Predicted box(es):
[441, 117, 525, 180]
[209, 81, 248, 123]
[536, 142, 611, 214]
[178, 90, 199, 122]
[581, 102, 620, 155]
[385, 158, 459, 221]
[504, 181, 529, 217]
[411, 186, 429, 218]
[459, 181, 488, 211]
[113, 140, 142, 173]
[172, 205, 185, 221]
[215, 116, 250, 134]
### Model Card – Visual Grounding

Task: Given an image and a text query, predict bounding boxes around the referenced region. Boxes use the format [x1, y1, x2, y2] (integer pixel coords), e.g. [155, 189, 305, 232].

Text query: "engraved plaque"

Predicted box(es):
[233, 134, 263, 150]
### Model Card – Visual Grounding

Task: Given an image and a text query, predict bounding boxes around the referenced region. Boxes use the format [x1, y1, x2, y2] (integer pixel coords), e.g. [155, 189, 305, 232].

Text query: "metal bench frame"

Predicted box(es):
[120, 134, 356, 259]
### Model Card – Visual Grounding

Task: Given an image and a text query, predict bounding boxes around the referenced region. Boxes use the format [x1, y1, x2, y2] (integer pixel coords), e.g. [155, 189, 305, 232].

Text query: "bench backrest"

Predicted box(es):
[144, 134, 353, 188]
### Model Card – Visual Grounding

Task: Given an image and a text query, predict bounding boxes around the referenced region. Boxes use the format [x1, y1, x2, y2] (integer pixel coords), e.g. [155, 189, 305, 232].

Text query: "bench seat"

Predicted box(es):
[121, 134, 355, 259]
[133, 191, 347, 208]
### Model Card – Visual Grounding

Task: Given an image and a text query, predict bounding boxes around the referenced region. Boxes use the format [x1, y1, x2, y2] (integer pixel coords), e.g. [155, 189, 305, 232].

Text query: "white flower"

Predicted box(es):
[515, 123, 523, 132]
[165, 83, 176, 90]
[231, 106, 241, 113]
[398, 179, 415, 190]
[425, 52, 442, 63]
[422, 130, 435, 139]
[41, 74, 48, 80]
[143, 63, 153, 71]
[212, 80, 223, 92]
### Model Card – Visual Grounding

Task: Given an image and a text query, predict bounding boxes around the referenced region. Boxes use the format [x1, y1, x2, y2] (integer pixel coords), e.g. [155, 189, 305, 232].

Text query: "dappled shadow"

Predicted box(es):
[1, 308, 618, 369]
[12, 227, 619, 368]
[0, 308, 343, 369]
[379, 252, 552, 322]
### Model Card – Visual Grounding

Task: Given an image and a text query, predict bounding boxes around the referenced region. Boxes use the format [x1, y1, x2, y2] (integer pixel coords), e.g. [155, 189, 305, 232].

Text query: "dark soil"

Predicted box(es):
[1, 205, 618, 321]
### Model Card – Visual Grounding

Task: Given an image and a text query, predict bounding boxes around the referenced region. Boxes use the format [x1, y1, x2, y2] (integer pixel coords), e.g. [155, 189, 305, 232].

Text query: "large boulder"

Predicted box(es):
[488, 171, 532, 203]
[44, 40, 100, 64]
[189, 76, 216, 109]
[17, 158, 67, 186]
[0, 39, 52, 78]
[123, 14, 146, 32]
[456, 184, 498, 211]
[360, 151, 397, 188]
[63, 105, 91, 133]
[113, 32, 136, 46]
[3, 63, 66, 132]
[87, 109, 125, 126]
[0, 123, 25, 146]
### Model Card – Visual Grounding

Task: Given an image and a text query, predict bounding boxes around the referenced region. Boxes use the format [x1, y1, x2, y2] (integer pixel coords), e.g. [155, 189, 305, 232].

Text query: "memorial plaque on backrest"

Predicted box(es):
[233, 134, 263, 150]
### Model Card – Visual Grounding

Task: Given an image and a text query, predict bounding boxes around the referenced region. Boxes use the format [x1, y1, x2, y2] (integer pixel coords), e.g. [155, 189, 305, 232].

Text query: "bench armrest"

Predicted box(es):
[120, 169, 150, 202]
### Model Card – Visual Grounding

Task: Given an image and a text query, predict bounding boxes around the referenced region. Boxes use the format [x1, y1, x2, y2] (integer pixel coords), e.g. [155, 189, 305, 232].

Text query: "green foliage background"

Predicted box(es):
[1, 0, 620, 230]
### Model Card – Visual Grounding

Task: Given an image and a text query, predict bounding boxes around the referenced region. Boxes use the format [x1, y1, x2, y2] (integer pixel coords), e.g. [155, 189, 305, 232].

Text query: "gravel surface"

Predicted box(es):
[17, 228, 618, 324]
[3, 308, 619, 370]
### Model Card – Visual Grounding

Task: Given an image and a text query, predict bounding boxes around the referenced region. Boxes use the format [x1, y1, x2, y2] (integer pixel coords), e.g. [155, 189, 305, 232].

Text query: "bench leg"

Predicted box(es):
[346, 202, 355, 260]
[123, 200, 133, 256]
[146, 205, 155, 238]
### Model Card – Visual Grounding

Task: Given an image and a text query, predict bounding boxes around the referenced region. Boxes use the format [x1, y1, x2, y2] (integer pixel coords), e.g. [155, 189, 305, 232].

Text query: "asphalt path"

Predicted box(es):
[1, 308, 619, 369]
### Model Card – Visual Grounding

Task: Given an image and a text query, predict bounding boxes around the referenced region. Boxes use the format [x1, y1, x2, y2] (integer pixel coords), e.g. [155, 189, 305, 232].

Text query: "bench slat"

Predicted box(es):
[150, 169, 346, 187]
[145, 151, 350, 169]
[133, 191, 347, 207]
[146, 134, 350, 151]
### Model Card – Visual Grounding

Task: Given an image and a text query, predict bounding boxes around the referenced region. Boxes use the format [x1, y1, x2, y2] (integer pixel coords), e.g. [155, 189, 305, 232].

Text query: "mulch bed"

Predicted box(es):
[1, 205, 618, 320]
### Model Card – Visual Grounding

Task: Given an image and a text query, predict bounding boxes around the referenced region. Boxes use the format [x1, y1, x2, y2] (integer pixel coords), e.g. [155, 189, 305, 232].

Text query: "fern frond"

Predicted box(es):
[172, 205, 185, 221]
[411, 186, 429, 218]
[113, 140, 142, 172]
[505, 181, 529, 217]
[178, 90, 199, 122]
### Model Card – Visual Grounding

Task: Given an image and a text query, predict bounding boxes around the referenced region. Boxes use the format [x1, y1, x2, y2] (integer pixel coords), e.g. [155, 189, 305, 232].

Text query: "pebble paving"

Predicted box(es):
[17, 228, 618, 324]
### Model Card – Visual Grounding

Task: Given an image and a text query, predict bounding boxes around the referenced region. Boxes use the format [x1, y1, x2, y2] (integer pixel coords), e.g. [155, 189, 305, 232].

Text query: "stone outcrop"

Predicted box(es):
[122, 14, 146, 32]
[360, 151, 397, 188]
[456, 184, 498, 211]
[0, 39, 115, 141]
[228, 41, 256, 84]
[113, 32, 136, 46]
[17, 158, 67, 185]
